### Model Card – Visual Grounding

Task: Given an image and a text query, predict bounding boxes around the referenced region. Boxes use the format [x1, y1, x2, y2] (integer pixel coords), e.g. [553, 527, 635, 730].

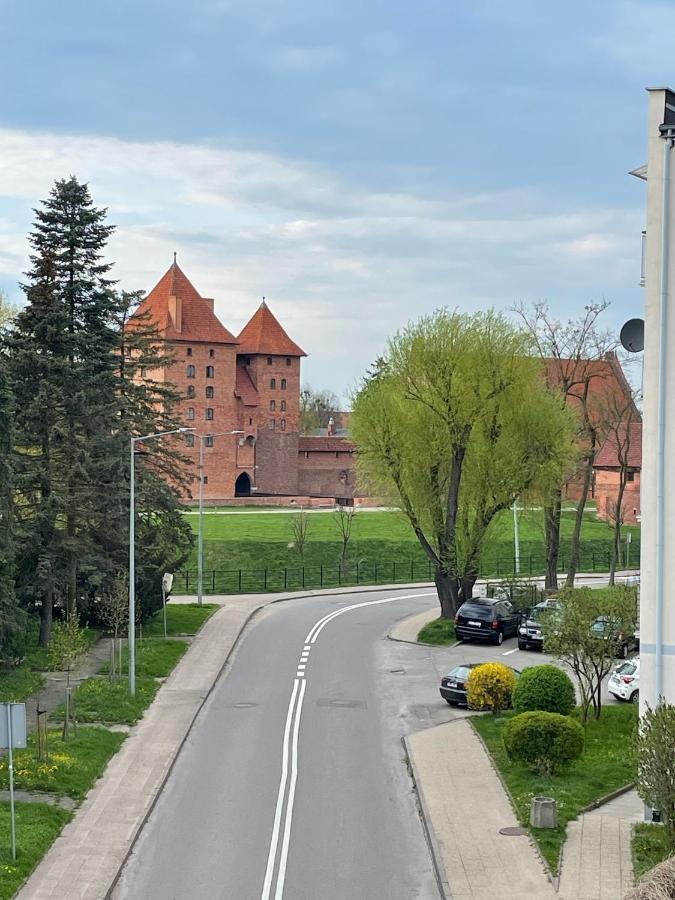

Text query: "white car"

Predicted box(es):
[608, 658, 640, 704]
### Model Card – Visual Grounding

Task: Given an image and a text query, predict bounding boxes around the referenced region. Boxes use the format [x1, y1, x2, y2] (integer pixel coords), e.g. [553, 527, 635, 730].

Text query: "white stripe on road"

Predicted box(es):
[263, 589, 435, 900]
[502, 648, 518, 656]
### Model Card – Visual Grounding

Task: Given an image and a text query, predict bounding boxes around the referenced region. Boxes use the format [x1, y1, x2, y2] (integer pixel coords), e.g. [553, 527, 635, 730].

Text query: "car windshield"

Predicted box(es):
[447, 666, 472, 680]
[459, 603, 493, 620]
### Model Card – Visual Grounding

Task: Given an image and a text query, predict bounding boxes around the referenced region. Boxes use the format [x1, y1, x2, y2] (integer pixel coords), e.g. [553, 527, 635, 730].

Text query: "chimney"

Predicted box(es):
[327, 416, 335, 436]
[168, 294, 182, 332]
[203, 297, 215, 311]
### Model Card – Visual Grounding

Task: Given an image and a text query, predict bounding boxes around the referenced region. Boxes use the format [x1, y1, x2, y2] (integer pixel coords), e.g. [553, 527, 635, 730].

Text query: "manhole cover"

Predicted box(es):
[233, 702, 258, 708]
[499, 826, 527, 836]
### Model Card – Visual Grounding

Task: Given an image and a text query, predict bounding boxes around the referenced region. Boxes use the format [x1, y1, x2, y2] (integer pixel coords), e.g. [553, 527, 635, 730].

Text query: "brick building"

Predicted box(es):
[594, 422, 642, 525]
[130, 260, 358, 504]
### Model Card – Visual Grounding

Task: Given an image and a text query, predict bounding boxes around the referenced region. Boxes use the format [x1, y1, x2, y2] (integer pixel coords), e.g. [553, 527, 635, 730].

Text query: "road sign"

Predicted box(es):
[0, 702, 26, 750]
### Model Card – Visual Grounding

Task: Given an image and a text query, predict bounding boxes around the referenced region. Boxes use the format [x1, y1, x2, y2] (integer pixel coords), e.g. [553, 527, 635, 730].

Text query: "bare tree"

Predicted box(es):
[513, 301, 618, 589]
[601, 393, 639, 585]
[290, 508, 310, 561]
[300, 385, 340, 434]
[334, 505, 356, 576]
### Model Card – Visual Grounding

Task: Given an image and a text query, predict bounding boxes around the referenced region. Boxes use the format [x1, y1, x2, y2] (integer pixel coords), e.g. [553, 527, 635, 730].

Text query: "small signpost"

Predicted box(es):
[0, 702, 27, 860]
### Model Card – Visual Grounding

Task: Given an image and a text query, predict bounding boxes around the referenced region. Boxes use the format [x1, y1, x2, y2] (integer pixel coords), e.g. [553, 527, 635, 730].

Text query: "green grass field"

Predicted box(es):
[632, 823, 673, 879]
[0, 803, 72, 900]
[473, 705, 637, 873]
[177, 506, 640, 593]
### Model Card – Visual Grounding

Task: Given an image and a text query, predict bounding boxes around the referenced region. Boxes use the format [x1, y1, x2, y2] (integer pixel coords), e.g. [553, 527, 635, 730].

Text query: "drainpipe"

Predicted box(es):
[655, 128, 675, 703]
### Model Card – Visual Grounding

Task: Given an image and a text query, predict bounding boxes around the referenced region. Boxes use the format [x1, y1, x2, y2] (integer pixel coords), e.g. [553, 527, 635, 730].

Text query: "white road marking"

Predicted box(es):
[260, 680, 300, 900]
[502, 648, 518, 656]
[450, 640, 463, 648]
[263, 589, 435, 900]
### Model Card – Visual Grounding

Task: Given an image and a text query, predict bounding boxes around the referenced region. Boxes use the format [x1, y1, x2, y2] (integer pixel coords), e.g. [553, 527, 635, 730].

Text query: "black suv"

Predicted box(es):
[454, 597, 520, 645]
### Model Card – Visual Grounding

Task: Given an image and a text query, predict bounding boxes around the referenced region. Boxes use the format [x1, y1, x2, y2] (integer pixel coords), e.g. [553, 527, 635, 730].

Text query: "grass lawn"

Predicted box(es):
[179, 506, 640, 593]
[0, 666, 45, 702]
[100, 638, 188, 678]
[417, 617, 456, 646]
[632, 823, 673, 879]
[0, 727, 125, 800]
[143, 603, 218, 636]
[64, 676, 160, 726]
[472, 704, 637, 873]
[0, 802, 71, 900]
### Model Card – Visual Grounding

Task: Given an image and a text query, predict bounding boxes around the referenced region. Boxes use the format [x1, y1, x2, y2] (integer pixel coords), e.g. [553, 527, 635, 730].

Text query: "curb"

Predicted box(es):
[402, 734, 451, 900]
[579, 782, 636, 813]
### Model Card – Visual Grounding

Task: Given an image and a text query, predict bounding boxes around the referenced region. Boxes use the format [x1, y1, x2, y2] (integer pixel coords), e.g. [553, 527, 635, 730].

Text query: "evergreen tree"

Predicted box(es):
[0, 353, 24, 664]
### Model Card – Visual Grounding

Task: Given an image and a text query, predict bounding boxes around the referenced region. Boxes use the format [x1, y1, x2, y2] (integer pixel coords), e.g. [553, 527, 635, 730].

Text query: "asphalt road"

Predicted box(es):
[114, 588, 444, 900]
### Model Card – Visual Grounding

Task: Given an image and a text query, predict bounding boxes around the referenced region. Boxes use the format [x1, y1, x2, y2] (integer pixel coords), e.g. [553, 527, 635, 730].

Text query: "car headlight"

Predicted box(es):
[519, 627, 526, 635]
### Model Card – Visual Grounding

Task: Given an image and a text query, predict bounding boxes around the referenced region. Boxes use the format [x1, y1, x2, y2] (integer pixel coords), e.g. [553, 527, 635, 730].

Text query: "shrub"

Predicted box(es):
[466, 663, 517, 713]
[635, 701, 675, 851]
[512, 665, 576, 716]
[503, 710, 584, 775]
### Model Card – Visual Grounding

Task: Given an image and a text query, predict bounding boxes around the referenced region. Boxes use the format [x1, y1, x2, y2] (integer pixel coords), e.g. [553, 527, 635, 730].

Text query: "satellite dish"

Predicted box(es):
[620, 318, 645, 353]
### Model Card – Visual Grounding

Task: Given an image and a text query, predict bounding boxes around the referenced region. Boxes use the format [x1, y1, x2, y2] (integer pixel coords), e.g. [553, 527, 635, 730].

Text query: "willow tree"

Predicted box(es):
[351, 310, 575, 618]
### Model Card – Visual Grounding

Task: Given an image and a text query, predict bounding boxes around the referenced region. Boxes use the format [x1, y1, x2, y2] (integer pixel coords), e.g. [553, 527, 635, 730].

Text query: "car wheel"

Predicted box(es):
[494, 630, 504, 646]
[630, 691, 639, 705]
[518, 640, 527, 650]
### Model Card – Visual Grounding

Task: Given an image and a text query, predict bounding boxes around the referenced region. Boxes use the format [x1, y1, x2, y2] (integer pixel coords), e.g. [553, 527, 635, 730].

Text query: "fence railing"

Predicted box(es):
[178, 543, 640, 595]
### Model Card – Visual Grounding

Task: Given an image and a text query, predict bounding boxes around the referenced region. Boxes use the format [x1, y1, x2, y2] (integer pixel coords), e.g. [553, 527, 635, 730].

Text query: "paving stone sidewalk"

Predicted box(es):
[407, 719, 556, 899]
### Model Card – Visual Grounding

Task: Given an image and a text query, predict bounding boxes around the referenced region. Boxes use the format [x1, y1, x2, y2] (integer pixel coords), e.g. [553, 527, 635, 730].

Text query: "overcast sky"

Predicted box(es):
[0, 0, 665, 401]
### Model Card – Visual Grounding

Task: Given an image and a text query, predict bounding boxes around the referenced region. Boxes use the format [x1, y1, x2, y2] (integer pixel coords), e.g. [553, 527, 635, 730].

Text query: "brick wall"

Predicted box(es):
[298, 450, 358, 499]
[254, 430, 300, 495]
[242, 354, 300, 434]
[595, 469, 641, 524]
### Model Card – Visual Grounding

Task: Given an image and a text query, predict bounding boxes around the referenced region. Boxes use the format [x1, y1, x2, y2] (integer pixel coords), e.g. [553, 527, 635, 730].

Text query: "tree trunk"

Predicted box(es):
[38, 587, 54, 648]
[434, 569, 460, 619]
[543, 498, 561, 591]
[459, 571, 479, 603]
[566, 454, 594, 587]
[67, 513, 77, 616]
[609, 475, 628, 586]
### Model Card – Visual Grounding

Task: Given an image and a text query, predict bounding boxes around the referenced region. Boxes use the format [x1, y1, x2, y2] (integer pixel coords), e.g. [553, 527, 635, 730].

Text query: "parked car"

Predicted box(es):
[454, 597, 520, 645]
[608, 657, 640, 704]
[517, 600, 561, 651]
[591, 615, 639, 659]
[440, 662, 521, 707]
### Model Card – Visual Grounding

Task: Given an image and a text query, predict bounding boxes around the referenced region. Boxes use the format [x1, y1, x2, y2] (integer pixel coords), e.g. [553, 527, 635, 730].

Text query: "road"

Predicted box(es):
[114, 588, 444, 900]
[115, 585, 634, 899]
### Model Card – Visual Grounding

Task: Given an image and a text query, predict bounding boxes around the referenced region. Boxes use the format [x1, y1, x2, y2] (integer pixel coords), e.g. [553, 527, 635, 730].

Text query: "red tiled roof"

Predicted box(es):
[129, 262, 238, 345]
[234, 366, 259, 407]
[298, 436, 355, 452]
[595, 422, 642, 469]
[542, 353, 641, 423]
[237, 301, 306, 357]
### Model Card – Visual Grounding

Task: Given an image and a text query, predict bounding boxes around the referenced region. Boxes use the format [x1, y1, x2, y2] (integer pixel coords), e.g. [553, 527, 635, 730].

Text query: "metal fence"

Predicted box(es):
[178, 542, 640, 595]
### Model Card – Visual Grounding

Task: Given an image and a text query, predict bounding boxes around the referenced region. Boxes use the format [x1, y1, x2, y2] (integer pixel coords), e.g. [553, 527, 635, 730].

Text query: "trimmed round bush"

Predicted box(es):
[503, 710, 584, 775]
[466, 662, 517, 713]
[512, 665, 576, 716]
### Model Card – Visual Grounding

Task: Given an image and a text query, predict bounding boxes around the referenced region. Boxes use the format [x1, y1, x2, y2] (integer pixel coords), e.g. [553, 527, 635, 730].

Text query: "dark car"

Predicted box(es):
[440, 662, 521, 707]
[591, 616, 640, 659]
[454, 597, 520, 645]
[517, 601, 561, 651]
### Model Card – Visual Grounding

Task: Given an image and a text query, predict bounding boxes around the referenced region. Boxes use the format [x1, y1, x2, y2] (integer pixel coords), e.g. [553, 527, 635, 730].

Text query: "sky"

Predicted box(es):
[0, 0, 667, 401]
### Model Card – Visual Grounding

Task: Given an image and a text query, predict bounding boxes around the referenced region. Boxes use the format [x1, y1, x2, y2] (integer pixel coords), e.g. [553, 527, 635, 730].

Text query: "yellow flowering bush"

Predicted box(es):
[466, 662, 517, 713]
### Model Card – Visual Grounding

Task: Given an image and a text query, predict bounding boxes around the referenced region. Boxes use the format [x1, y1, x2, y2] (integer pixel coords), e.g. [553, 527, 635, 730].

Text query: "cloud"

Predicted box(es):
[0, 125, 642, 393]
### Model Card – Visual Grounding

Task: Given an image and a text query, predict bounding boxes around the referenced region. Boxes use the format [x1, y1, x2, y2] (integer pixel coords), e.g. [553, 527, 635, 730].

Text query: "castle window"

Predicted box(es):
[270, 378, 276, 390]
[249, 417, 253, 425]
[206, 386, 214, 399]
[335, 451, 339, 458]
[206, 407, 214, 421]
[187, 348, 193, 357]
[203, 476, 209, 485]
[209, 349, 215, 358]
[187, 407, 195, 421]
[270, 400, 276, 412]
[627, 471, 635, 482]
[205, 435, 214, 447]
[280, 419, 287, 431]
[246, 357, 251, 365]
[304, 451, 309, 459]
[140, 367, 147, 378]
[280, 400, 286, 411]
[185, 433, 194, 448]
[269, 419, 276, 430]
[281, 379, 287, 390]
[286, 357, 291, 366]
[267, 357, 272, 365]
[187, 365, 196, 378]
[206, 366, 214, 379]
[187, 385, 196, 399]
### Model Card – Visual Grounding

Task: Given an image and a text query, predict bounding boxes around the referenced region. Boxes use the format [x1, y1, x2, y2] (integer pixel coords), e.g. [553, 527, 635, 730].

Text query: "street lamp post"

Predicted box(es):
[512, 501, 521, 575]
[197, 430, 243, 606]
[129, 427, 193, 696]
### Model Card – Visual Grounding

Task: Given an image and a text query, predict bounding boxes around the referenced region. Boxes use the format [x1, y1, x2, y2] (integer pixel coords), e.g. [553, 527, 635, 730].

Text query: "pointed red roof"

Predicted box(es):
[130, 261, 238, 344]
[237, 301, 306, 357]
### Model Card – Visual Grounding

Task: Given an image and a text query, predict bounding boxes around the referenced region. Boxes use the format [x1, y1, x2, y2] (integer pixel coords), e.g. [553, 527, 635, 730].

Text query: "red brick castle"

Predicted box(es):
[130, 260, 357, 504]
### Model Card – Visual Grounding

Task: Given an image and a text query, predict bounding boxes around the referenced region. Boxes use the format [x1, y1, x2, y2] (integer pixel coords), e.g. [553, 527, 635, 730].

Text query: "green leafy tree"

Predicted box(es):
[351, 310, 575, 617]
[49, 612, 89, 739]
[543, 585, 637, 722]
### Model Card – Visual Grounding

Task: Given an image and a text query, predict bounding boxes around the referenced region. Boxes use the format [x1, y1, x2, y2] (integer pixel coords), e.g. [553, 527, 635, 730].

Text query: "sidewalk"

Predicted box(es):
[407, 719, 555, 899]
[17, 595, 269, 899]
